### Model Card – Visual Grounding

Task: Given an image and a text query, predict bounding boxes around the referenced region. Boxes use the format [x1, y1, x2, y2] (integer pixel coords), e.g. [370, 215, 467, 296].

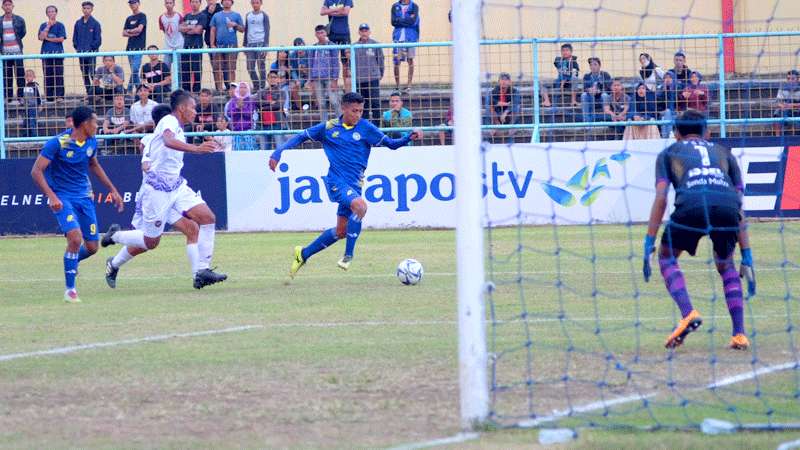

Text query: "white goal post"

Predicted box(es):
[452, 0, 490, 430]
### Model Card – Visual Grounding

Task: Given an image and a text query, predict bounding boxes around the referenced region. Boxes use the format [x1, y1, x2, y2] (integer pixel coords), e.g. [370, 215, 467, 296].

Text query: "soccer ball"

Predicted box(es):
[397, 259, 424, 285]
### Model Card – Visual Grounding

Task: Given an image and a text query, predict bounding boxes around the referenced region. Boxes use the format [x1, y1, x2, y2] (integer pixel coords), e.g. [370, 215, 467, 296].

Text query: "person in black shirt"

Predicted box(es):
[180, 0, 208, 93]
[192, 88, 217, 143]
[203, 0, 224, 91]
[123, 0, 147, 93]
[141, 45, 171, 103]
[643, 110, 755, 351]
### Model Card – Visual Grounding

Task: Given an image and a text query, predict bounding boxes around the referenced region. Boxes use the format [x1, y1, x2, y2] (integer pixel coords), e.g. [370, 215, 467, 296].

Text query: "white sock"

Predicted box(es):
[197, 224, 215, 270]
[111, 247, 134, 268]
[113, 230, 147, 249]
[186, 243, 200, 275]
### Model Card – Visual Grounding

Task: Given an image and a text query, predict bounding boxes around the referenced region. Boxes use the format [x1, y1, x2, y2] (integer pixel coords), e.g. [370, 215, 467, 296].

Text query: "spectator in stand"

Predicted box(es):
[91, 56, 124, 104]
[354, 23, 384, 124]
[141, 46, 172, 103]
[225, 81, 258, 150]
[209, 0, 244, 92]
[193, 88, 218, 143]
[681, 71, 708, 112]
[212, 114, 233, 151]
[625, 82, 660, 140]
[382, 92, 413, 140]
[258, 70, 289, 149]
[122, 0, 147, 94]
[672, 51, 691, 88]
[553, 43, 579, 106]
[103, 94, 133, 151]
[22, 69, 41, 137]
[391, 0, 420, 93]
[73, 1, 102, 96]
[38, 5, 66, 103]
[580, 57, 612, 122]
[180, 0, 208, 93]
[289, 37, 310, 109]
[657, 70, 679, 138]
[773, 69, 800, 136]
[638, 53, 665, 93]
[159, 0, 184, 67]
[271, 50, 291, 87]
[439, 104, 453, 145]
[244, 0, 269, 91]
[130, 84, 158, 133]
[203, 0, 224, 90]
[488, 72, 521, 143]
[1, 0, 26, 105]
[320, 0, 353, 90]
[310, 24, 341, 121]
[602, 78, 630, 137]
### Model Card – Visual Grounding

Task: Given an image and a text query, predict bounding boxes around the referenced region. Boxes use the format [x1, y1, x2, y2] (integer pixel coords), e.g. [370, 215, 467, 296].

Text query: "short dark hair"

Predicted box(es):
[81, 1, 94, 7]
[147, 44, 159, 51]
[268, 70, 279, 77]
[674, 51, 686, 58]
[71, 106, 95, 129]
[788, 69, 800, 77]
[151, 104, 172, 125]
[200, 88, 213, 96]
[103, 55, 115, 61]
[170, 89, 194, 111]
[675, 109, 707, 136]
[46, 5, 58, 13]
[293, 37, 305, 46]
[341, 92, 365, 105]
[315, 24, 327, 32]
[389, 91, 402, 99]
[587, 57, 601, 65]
[560, 43, 573, 51]
[136, 84, 150, 92]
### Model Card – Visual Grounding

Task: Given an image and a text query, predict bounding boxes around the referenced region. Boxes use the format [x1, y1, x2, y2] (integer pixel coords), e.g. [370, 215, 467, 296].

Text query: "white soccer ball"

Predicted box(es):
[397, 259, 424, 285]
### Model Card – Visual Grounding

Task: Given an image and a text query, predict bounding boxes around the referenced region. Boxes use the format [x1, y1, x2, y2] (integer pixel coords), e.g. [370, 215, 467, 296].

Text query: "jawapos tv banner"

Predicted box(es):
[225, 141, 795, 232]
[0, 153, 227, 235]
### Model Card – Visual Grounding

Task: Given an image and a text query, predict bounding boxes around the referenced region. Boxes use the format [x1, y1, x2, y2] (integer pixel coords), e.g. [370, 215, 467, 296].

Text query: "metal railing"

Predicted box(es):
[2, 30, 800, 158]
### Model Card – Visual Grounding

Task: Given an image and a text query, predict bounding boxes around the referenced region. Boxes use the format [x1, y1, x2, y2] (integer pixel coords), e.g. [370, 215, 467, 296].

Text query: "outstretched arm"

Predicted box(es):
[269, 124, 325, 170]
[376, 129, 423, 150]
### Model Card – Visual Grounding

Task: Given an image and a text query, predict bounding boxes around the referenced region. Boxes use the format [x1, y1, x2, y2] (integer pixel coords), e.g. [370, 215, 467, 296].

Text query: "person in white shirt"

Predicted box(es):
[102, 90, 228, 289]
[129, 84, 159, 132]
[211, 114, 233, 152]
[159, 0, 184, 67]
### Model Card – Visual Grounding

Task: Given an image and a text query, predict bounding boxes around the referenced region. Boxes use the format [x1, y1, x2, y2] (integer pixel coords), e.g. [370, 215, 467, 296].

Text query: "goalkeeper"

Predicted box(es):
[643, 109, 755, 350]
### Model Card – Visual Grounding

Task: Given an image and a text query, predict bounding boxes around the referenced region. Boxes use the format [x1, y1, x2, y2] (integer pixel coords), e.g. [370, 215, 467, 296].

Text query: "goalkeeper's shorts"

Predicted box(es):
[662, 205, 740, 258]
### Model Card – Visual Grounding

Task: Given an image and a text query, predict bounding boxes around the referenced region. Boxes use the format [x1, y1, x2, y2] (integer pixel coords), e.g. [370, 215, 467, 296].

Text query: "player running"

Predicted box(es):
[269, 92, 422, 276]
[30, 106, 124, 303]
[101, 90, 228, 289]
[643, 110, 756, 350]
[103, 104, 203, 289]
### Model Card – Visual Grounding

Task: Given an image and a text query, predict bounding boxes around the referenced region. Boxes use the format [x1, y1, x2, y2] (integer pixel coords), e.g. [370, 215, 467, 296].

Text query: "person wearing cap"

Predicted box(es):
[391, 0, 419, 93]
[354, 23, 384, 124]
[1, 0, 26, 105]
[122, 0, 147, 94]
[73, 2, 102, 96]
[488, 72, 520, 143]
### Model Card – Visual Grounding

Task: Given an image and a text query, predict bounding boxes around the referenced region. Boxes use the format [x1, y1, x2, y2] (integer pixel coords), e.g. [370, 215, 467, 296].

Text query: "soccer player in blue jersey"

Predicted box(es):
[643, 110, 755, 350]
[30, 106, 124, 303]
[269, 92, 422, 277]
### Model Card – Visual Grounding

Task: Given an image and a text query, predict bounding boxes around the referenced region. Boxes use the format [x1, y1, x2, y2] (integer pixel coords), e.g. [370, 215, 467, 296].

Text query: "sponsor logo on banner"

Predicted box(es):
[738, 145, 800, 217]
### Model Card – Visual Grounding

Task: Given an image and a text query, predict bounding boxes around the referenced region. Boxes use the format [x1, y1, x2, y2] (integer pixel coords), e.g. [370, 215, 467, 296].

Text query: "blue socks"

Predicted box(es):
[344, 213, 362, 258]
[64, 251, 79, 290]
[78, 245, 91, 261]
[302, 228, 339, 261]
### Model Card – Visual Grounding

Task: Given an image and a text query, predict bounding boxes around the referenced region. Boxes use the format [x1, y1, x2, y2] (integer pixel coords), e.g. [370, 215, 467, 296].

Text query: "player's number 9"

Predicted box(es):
[90, 224, 97, 235]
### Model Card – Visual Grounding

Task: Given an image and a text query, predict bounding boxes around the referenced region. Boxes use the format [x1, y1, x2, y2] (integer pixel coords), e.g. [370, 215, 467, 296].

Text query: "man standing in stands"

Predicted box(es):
[180, 0, 208, 93]
[73, 2, 102, 96]
[353, 23, 384, 125]
[320, 0, 353, 91]
[390, 0, 419, 93]
[122, 0, 147, 94]
[159, 0, 184, 67]
[1, 0, 26, 106]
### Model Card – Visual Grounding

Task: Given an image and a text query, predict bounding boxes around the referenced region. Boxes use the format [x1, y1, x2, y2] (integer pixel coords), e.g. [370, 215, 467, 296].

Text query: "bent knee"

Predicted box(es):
[144, 236, 161, 250]
[351, 199, 368, 219]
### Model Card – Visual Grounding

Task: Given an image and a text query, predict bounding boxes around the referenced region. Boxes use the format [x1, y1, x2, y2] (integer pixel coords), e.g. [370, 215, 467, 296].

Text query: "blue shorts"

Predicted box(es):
[54, 196, 99, 241]
[326, 179, 361, 217]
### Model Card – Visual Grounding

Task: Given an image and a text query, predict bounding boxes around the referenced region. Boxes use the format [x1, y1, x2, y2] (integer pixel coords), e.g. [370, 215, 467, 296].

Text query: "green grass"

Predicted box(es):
[1, 224, 799, 449]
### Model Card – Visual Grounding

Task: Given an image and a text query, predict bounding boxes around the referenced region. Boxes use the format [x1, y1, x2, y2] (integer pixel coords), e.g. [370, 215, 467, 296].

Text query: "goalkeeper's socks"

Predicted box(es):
[64, 251, 79, 290]
[113, 230, 147, 250]
[344, 213, 362, 258]
[77, 245, 91, 261]
[659, 255, 693, 317]
[720, 263, 745, 335]
[302, 228, 339, 261]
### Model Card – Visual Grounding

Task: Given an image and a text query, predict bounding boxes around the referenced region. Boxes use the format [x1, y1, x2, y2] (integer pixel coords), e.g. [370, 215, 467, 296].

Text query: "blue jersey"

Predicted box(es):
[304, 118, 392, 185]
[40, 130, 99, 198]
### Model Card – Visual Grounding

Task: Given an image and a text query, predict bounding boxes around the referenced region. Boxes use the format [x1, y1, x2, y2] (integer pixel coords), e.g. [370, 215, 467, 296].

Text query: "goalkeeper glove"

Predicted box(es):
[740, 247, 756, 297]
[643, 235, 656, 282]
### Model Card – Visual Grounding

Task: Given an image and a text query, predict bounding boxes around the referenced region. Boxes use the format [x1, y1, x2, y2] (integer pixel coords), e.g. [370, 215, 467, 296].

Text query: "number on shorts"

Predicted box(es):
[90, 223, 97, 234]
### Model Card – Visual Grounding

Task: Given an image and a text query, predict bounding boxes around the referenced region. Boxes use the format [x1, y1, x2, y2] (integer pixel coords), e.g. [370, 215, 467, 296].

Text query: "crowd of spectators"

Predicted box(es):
[1, 0, 797, 145]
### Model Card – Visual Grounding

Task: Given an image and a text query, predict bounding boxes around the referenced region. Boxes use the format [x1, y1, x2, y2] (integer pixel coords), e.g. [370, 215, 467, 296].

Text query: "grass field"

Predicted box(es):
[1, 224, 799, 449]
